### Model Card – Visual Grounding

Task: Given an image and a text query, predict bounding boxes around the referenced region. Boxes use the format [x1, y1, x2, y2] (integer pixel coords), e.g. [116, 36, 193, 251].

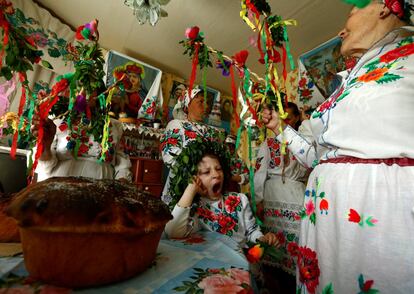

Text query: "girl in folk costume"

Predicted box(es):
[164, 139, 279, 249]
[160, 87, 224, 205]
[262, 1, 414, 293]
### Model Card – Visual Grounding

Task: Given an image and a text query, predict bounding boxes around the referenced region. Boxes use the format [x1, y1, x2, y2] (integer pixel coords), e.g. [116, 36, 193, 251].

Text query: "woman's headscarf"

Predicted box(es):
[172, 87, 202, 119]
[383, 0, 414, 24]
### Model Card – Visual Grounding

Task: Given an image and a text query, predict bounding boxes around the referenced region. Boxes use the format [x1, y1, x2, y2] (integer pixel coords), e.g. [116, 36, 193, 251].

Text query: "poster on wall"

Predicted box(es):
[105, 51, 163, 121]
[299, 36, 345, 100]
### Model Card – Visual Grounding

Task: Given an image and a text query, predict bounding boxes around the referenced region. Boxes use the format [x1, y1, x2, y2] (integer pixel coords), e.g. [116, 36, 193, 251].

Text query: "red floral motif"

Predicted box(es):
[348, 208, 361, 223]
[298, 77, 307, 88]
[197, 207, 216, 221]
[316, 86, 344, 114]
[183, 235, 206, 245]
[224, 195, 241, 213]
[287, 242, 300, 257]
[218, 214, 236, 234]
[276, 232, 286, 245]
[379, 42, 414, 64]
[357, 68, 388, 83]
[184, 130, 197, 139]
[384, 0, 405, 18]
[167, 138, 178, 145]
[319, 199, 329, 214]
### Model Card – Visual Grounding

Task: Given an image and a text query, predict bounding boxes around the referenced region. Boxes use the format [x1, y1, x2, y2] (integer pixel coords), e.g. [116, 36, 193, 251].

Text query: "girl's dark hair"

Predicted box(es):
[286, 102, 302, 130]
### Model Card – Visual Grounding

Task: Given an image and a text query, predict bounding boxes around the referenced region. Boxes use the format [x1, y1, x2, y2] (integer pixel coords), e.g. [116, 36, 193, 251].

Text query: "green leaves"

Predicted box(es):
[322, 283, 334, 294]
[376, 73, 402, 84]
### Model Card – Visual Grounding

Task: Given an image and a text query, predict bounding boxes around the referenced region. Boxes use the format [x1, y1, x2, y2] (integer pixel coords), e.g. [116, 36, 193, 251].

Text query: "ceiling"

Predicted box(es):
[34, 0, 351, 95]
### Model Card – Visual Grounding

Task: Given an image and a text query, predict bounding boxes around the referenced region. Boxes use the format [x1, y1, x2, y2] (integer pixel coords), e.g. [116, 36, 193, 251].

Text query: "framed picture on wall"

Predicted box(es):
[299, 36, 345, 98]
[105, 51, 162, 120]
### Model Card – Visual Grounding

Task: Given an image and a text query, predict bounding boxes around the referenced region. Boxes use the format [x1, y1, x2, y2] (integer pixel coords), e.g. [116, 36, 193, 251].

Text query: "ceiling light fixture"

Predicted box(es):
[124, 0, 170, 26]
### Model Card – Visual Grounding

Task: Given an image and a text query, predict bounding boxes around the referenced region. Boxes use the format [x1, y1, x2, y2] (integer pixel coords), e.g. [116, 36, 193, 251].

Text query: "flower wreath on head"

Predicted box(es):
[168, 133, 231, 210]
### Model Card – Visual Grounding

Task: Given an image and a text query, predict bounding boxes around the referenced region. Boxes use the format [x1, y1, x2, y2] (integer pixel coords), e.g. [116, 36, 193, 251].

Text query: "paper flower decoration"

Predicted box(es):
[75, 19, 99, 41]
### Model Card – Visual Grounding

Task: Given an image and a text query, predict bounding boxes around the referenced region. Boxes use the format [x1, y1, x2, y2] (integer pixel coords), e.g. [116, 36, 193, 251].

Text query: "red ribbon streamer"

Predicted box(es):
[188, 43, 200, 97]
[229, 65, 240, 128]
[10, 73, 26, 159]
[29, 79, 69, 182]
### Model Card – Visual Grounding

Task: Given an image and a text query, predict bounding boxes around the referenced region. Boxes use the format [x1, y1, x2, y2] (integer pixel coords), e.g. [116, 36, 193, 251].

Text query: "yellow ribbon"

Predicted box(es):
[240, 0, 259, 31]
[99, 88, 115, 161]
[268, 19, 297, 30]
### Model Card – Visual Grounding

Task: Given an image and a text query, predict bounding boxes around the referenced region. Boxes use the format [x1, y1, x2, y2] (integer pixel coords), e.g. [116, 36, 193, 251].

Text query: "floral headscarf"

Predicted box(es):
[383, 0, 414, 24]
[172, 86, 202, 119]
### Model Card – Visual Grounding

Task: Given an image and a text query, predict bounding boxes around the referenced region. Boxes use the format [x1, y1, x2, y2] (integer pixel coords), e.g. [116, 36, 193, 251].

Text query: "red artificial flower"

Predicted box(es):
[246, 244, 264, 263]
[224, 195, 241, 213]
[185, 26, 200, 40]
[233, 50, 249, 67]
[348, 208, 361, 223]
[75, 25, 85, 40]
[384, 0, 405, 18]
[379, 43, 414, 64]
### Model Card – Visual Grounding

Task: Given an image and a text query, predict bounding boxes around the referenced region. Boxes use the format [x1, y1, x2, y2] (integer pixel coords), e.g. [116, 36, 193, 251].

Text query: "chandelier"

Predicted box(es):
[124, 0, 170, 26]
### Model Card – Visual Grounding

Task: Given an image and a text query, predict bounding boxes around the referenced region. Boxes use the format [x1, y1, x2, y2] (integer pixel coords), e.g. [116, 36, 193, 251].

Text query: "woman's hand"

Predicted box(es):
[261, 107, 281, 135]
[258, 232, 280, 247]
[31, 114, 56, 161]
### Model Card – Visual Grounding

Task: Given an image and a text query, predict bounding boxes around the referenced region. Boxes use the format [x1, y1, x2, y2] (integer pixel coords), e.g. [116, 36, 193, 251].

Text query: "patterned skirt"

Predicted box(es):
[297, 162, 414, 293]
[261, 175, 305, 275]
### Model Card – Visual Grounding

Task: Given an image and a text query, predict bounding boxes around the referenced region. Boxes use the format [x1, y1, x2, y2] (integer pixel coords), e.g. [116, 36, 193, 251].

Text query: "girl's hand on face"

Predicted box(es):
[187, 176, 208, 196]
[259, 232, 280, 247]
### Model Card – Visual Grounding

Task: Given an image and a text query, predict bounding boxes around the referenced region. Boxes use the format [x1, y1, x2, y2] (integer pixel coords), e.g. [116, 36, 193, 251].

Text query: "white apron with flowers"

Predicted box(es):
[254, 136, 308, 275]
[160, 119, 223, 204]
[278, 27, 414, 293]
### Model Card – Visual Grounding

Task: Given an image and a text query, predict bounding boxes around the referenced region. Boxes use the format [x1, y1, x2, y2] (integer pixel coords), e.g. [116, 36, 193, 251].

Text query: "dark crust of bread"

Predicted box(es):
[6, 177, 172, 233]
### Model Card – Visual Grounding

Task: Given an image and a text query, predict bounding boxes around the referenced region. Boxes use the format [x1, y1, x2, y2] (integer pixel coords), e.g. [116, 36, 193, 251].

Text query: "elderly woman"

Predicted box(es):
[262, 1, 414, 293]
[160, 87, 224, 205]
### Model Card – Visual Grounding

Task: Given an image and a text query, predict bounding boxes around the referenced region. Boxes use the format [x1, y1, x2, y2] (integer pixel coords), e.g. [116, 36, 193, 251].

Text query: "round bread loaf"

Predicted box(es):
[6, 177, 172, 288]
[0, 192, 20, 242]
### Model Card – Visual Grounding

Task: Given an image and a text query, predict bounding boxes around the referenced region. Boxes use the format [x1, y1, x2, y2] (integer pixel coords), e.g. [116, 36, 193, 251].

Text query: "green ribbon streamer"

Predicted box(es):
[247, 124, 262, 225]
[217, 51, 229, 73]
[25, 96, 35, 134]
[262, 27, 271, 101]
[235, 125, 243, 150]
[283, 27, 295, 71]
[66, 74, 78, 129]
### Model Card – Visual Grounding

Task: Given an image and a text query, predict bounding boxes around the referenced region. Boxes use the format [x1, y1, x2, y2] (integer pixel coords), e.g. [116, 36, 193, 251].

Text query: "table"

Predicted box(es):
[0, 231, 254, 293]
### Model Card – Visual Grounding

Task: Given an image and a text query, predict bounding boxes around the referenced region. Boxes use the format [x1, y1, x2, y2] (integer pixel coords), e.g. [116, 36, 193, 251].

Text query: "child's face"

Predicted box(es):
[197, 155, 224, 200]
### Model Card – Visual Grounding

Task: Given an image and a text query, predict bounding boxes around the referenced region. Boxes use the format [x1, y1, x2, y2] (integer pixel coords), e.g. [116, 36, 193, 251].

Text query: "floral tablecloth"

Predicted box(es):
[0, 231, 254, 293]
